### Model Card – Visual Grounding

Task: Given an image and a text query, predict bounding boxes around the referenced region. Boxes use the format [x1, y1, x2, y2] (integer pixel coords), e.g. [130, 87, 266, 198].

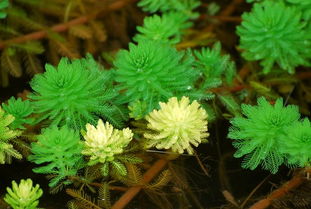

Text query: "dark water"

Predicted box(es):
[0, 76, 31, 102]
[0, 161, 70, 209]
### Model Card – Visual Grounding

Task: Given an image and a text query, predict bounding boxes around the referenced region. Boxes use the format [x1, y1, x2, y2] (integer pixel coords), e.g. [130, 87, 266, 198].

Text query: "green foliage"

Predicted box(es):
[106, 153, 142, 178]
[246, 0, 263, 2]
[228, 97, 300, 173]
[28, 126, 84, 187]
[29, 55, 127, 130]
[4, 178, 43, 209]
[0, 107, 22, 164]
[0, 0, 8, 19]
[217, 94, 241, 117]
[113, 40, 199, 117]
[280, 118, 311, 167]
[287, 0, 310, 3]
[133, 12, 192, 44]
[246, 0, 311, 24]
[128, 100, 148, 120]
[286, 0, 311, 22]
[2, 97, 34, 129]
[237, 1, 311, 74]
[171, 0, 201, 19]
[138, 0, 170, 13]
[135, 0, 200, 52]
[194, 42, 236, 88]
[138, 0, 200, 19]
[97, 152, 142, 178]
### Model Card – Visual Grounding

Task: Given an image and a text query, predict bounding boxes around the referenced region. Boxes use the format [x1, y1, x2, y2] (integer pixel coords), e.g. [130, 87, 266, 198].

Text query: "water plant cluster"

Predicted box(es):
[1, 0, 311, 208]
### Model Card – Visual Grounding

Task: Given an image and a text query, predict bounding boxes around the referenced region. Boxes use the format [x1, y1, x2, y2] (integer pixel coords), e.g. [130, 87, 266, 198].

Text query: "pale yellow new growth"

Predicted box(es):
[144, 96, 209, 154]
[0, 107, 22, 164]
[82, 119, 133, 164]
[5, 178, 43, 208]
[0, 107, 21, 141]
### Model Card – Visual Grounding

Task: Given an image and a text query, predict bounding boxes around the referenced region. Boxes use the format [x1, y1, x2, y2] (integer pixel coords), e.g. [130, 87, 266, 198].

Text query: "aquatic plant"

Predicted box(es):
[82, 119, 141, 177]
[133, 12, 191, 44]
[246, 0, 311, 23]
[28, 126, 84, 187]
[3, 0, 311, 208]
[144, 96, 209, 154]
[2, 97, 34, 129]
[237, 1, 311, 74]
[29, 55, 126, 130]
[228, 97, 300, 173]
[137, 0, 170, 13]
[0, 0, 8, 19]
[286, 0, 311, 22]
[128, 100, 148, 120]
[0, 107, 22, 164]
[171, 0, 201, 19]
[4, 178, 43, 209]
[194, 42, 236, 88]
[113, 40, 198, 117]
[138, 0, 200, 19]
[280, 118, 311, 167]
[246, 0, 264, 2]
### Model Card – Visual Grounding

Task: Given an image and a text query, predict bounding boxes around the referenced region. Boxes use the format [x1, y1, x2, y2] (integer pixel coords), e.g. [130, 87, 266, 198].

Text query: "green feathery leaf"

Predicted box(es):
[2, 97, 35, 129]
[138, 0, 200, 19]
[228, 97, 300, 173]
[28, 126, 84, 187]
[194, 41, 236, 87]
[29, 54, 127, 130]
[280, 118, 311, 167]
[237, 1, 311, 73]
[113, 40, 199, 116]
[217, 94, 241, 117]
[0, 0, 9, 19]
[286, 0, 311, 22]
[134, 12, 192, 44]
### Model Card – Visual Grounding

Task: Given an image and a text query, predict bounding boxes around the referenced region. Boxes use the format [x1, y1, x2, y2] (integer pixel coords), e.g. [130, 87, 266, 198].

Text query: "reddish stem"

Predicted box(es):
[296, 71, 311, 80]
[200, 0, 244, 33]
[211, 15, 242, 22]
[0, 0, 137, 49]
[111, 158, 169, 209]
[211, 84, 248, 93]
[221, 0, 244, 17]
[249, 175, 305, 209]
